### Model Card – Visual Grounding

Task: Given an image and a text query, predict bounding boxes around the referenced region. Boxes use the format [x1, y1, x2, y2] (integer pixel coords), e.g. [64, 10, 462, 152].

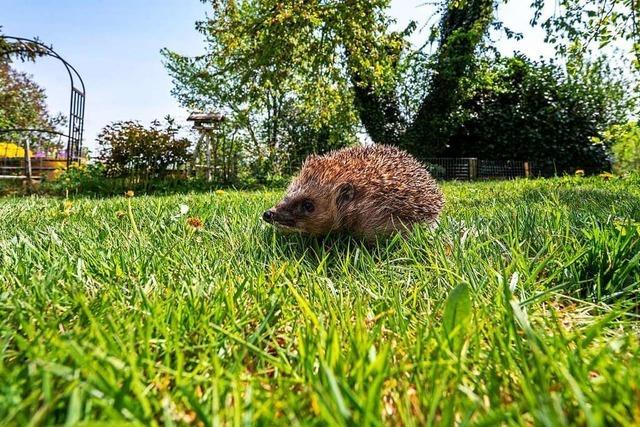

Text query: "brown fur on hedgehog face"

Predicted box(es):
[263, 180, 355, 235]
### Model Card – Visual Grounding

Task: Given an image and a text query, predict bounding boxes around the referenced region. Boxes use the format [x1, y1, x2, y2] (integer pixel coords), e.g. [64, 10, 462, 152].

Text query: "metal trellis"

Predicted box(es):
[0, 36, 86, 172]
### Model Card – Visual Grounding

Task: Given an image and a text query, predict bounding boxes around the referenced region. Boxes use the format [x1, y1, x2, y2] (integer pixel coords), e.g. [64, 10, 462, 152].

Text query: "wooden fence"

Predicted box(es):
[0, 158, 67, 180]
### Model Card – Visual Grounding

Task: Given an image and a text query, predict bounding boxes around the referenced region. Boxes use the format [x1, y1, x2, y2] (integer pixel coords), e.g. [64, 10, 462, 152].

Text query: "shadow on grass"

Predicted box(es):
[263, 227, 407, 268]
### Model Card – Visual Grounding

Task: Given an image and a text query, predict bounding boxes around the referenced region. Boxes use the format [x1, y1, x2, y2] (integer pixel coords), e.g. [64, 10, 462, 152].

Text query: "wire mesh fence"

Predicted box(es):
[425, 158, 534, 180]
[478, 159, 533, 179]
[2, 152, 536, 186]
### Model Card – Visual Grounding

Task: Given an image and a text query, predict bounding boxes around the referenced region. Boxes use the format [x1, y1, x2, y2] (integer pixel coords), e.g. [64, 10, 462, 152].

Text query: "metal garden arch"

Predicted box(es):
[0, 36, 85, 168]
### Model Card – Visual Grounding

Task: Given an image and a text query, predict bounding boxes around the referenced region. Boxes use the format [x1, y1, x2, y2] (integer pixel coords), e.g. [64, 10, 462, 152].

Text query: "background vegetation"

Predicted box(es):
[605, 121, 640, 174]
[97, 118, 191, 179]
[160, 0, 639, 179]
[447, 55, 631, 175]
[4, 2, 640, 186]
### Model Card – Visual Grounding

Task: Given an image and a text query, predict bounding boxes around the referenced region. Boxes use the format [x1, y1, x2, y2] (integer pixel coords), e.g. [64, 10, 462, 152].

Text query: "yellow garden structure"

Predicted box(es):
[0, 142, 33, 159]
[0, 140, 69, 180]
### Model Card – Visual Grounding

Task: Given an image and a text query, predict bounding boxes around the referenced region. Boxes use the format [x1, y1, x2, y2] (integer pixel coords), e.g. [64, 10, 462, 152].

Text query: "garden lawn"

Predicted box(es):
[1, 176, 640, 426]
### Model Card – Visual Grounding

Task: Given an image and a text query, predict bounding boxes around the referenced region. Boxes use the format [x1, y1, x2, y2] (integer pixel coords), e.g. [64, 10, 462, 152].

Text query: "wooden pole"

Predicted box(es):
[205, 131, 212, 182]
[191, 134, 203, 178]
[212, 129, 218, 182]
[23, 136, 33, 192]
[524, 161, 530, 178]
[469, 158, 478, 180]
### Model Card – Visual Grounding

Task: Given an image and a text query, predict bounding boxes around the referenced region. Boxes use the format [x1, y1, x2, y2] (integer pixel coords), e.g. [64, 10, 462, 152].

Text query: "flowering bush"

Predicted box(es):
[97, 118, 191, 178]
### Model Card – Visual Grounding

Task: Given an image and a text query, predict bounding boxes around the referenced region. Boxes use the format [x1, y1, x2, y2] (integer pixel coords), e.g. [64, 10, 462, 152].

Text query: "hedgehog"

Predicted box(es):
[262, 144, 444, 240]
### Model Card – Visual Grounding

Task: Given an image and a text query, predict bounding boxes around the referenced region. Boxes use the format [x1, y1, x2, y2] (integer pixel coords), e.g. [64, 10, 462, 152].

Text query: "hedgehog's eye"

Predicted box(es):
[302, 200, 315, 213]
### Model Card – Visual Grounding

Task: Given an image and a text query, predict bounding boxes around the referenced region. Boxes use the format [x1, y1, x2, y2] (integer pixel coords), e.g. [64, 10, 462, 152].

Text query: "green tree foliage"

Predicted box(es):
[394, 0, 494, 155]
[531, 0, 640, 70]
[0, 63, 65, 154]
[163, 0, 494, 160]
[603, 121, 640, 173]
[97, 118, 191, 178]
[0, 63, 55, 131]
[340, 0, 496, 155]
[447, 56, 631, 174]
[165, 1, 639, 173]
[0, 26, 49, 63]
[278, 104, 351, 172]
[162, 1, 361, 178]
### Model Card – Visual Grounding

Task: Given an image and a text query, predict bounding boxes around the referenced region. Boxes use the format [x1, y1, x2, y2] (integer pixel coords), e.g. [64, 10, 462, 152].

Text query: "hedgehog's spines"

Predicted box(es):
[274, 144, 444, 238]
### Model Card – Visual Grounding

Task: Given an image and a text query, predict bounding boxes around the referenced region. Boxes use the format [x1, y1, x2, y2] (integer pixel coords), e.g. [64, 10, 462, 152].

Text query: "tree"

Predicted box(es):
[0, 27, 65, 154]
[346, 0, 495, 156]
[405, 0, 495, 155]
[0, 26, 49, 63]
[162, 2, 361, 178]
[166, 1, 639, 164]
[0, 64, 62, 133]
[603, 121, 640, 173]
[164, 0, 495, 159]
[531, 0, 640, 70]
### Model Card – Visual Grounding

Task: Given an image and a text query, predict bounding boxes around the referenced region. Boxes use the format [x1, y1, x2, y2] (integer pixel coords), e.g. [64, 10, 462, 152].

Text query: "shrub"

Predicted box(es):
[446, 56, 630, 175]
[602, 121, 640, 174]
[40, 163, 110, 196]
[97, 118, 191, 178]
[425, 162, 447, 179]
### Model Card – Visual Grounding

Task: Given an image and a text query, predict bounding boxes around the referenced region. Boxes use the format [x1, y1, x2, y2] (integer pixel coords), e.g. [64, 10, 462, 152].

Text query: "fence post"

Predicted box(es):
[23, 136, 33, 192]
[191, 135, 202, 178]
[469, 158, 478, 180]
[524, 161, 530, 178]
[205, 134, 212, 182]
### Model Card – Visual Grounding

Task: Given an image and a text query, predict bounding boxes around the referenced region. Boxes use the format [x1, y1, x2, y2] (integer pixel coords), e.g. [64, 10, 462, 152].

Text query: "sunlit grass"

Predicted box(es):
[1, 175, 639, 425]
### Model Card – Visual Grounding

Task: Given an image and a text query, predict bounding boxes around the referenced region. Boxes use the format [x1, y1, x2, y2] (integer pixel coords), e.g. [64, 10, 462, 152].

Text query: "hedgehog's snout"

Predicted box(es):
[263, 207, 296, 228]
[262, 209, 276, 223]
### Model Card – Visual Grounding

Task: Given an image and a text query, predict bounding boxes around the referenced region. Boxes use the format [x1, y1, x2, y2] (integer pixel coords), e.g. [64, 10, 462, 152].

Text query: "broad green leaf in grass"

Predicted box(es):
[442, 283, 472, 344]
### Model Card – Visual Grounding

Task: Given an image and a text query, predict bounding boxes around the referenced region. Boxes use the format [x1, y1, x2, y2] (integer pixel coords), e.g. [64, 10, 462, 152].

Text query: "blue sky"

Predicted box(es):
[3, 1, 553, 153]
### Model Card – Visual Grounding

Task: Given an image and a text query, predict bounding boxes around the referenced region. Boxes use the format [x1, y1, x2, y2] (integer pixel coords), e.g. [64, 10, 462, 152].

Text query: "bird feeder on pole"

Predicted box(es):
[187, 112, 225, 182]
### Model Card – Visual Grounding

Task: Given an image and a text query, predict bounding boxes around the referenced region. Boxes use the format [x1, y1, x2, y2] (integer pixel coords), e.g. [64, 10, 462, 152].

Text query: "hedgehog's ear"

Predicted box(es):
[336, 183, 355, 208]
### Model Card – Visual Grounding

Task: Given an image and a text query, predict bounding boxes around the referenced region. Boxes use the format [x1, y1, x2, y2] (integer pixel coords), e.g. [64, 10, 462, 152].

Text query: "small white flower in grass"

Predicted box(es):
[171, 204, 190, 220]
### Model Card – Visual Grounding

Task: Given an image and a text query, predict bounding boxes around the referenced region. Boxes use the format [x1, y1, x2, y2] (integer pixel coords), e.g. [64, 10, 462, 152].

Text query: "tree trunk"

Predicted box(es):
[351, 76, 406, 145]
[348, 0, 494, 157]
[400, 0, 494, 157]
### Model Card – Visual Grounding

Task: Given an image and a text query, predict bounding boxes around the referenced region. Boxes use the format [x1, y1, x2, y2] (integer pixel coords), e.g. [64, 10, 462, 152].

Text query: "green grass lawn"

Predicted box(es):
[1, 176, 640, 426]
